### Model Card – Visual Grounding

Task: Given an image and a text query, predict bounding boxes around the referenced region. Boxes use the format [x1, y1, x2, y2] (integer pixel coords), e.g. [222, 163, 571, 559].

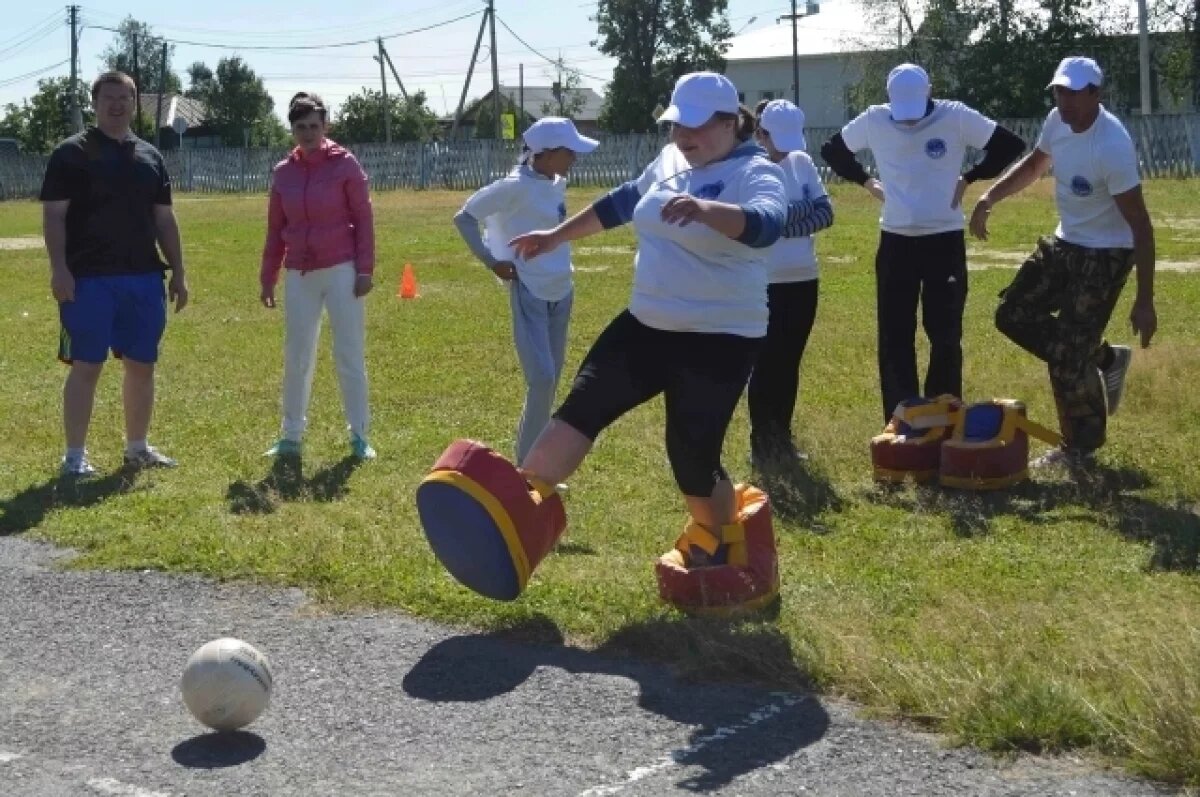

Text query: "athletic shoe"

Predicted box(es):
[59, 454, 97, 478]
[264, 438, 302, 458]
[1030, 447, 1095, 471]
[1101, 344, 1133, 416]
[123, 446, 177, 469]
[350, 434, 377, 461]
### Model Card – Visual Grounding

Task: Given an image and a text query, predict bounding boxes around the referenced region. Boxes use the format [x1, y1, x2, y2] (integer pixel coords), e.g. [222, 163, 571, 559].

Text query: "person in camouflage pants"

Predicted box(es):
[995, 236, 1134, 451]
[967, 56, 1157, 468]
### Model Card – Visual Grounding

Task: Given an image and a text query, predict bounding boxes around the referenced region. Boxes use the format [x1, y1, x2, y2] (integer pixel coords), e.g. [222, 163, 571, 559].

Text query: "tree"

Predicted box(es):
[331, 88, 440, 143]
[184, 62, 214, 100]
[542, 66, 589, 119]
[99, 17, 182, 95]
[192, 56, 287, 146]
[0, 77, 93, 154]
[593, 0, 733, 133]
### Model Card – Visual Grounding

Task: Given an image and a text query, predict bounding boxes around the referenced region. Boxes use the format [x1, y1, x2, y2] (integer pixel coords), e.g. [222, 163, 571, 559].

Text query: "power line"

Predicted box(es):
[0, 59, 69, 89]
[494, 15, 610, 82]
[0, 17, 64, 62]
[86, 10, 482, 52]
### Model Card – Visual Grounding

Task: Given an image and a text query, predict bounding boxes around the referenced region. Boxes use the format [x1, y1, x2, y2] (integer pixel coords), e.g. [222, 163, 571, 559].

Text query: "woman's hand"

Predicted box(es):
[260, 285, 276, 308]
[491, 261, 517, 281]
[354, 274, 373, 297]
[660, 195, 711, 227]
[509, 230, 560, 260]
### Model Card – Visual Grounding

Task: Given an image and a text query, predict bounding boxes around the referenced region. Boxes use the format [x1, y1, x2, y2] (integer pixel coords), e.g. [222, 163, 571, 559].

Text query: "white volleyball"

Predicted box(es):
[180, 638, 273, 731]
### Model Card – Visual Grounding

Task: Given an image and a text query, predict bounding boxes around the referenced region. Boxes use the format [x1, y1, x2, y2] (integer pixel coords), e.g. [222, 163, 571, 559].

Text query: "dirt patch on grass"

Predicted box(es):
[969, 247, 1200, 272]
[0, 237, 41, 251]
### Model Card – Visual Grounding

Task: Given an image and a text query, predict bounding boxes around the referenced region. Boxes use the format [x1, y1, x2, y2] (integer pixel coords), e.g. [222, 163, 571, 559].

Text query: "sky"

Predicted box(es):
[0, 0, 1152, 124]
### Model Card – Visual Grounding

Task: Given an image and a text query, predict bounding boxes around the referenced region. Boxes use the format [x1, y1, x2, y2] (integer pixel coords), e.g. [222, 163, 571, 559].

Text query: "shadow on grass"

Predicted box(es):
[225, 455, 362, 515]
[864, 462, 1199, 571]
[403, 613, 828, 792]
[0, 469, 141, 536]
[171, 730, 266, 768]
[752, 451, 845, 527]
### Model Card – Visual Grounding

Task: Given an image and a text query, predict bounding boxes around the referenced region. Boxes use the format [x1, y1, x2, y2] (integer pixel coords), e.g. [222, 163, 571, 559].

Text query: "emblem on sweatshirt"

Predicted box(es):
[692, 181, 725, 200]
[925, 138, 947, 159]
[1070, 176, 1093, 197]
[558, 202, 567, 221]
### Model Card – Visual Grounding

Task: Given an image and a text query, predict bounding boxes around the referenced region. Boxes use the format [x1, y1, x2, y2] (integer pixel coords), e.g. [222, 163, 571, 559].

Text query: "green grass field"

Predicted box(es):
[1, 179, 1198, 787]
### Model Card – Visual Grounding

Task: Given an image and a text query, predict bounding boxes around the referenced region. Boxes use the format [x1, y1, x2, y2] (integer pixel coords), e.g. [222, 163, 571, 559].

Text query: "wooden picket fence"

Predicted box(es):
[3, 113, 1200, 200]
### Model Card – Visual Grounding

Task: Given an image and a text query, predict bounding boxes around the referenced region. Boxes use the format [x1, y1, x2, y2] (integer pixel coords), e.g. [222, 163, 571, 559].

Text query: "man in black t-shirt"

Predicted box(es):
[40, 71, 189, 477]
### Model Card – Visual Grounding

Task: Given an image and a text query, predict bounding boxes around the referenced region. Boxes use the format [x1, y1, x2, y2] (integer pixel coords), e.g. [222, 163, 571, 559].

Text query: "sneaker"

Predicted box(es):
[264, 438, 302, 458]
[59, 454, 97, 478]
[1031, 447, 1095, 471]
[1101, 344, 1132, 416]
[123, 446, 177, 469]
[350, 434, 377, 461]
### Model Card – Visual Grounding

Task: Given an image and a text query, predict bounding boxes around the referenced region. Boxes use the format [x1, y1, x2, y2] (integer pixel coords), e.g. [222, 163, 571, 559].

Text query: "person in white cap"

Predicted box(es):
[820, 63, 1026, 422]
[453, 117, 599, 466]
[507, 71, 787, 565]
[747, 98, 834, 469]
[968, 56, 1157, 470]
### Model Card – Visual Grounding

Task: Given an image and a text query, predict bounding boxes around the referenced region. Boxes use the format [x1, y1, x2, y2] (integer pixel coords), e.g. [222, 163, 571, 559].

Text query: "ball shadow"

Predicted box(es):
[171, 730, 267, 769]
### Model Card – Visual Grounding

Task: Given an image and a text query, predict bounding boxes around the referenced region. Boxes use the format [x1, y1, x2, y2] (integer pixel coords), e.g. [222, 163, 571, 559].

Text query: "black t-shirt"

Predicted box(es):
[39, 127, 172, 278]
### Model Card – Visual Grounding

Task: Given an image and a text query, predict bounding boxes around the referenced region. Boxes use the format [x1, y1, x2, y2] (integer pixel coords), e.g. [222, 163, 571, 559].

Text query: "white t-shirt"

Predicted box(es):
[1035, 106, 1140, 249]
[627, 143, 787, 338]
[461, 165, 572, 301]
[764, 150, 826, 283]
[841, 100, 996, 236]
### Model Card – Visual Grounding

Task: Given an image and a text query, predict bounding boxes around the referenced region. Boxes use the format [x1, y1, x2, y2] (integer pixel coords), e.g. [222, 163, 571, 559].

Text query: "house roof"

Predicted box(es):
[463, 85, 606, 121]
[137, 93, 209, 129]
[726, 0, 924, 60]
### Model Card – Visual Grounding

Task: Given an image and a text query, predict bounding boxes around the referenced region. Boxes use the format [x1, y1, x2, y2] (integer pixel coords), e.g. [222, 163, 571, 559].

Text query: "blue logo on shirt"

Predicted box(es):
[692, 181, 725, 200]
[1070, 176, 1093, 197]
[557, 202, 567, 222]
[925, 138, 948, 159]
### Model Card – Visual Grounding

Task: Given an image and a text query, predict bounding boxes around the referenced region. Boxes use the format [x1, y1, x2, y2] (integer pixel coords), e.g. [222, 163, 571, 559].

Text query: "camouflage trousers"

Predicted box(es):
[995, 236, 1134, 451]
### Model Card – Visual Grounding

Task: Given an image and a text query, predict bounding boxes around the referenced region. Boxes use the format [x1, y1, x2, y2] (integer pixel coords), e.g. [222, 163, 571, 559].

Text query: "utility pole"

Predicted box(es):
[777, 1, 817, 105]
[519, 63, 525, 137]
[449, 10, 490, 139]
[132, 33, 140, 137]
[488, 0, 501, 141]
[154, 41, 167, 148]
[68, 5, 82, 132]
[1137, 0, 1152, 114]
[378, 45, 410, 103]
[377, 37, 391, 143]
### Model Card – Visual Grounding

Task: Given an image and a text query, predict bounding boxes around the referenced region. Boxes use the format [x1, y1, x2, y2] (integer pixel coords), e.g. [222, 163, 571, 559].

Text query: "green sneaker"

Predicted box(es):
[350, 434, 377, 461]
[264, 438, 302, 458]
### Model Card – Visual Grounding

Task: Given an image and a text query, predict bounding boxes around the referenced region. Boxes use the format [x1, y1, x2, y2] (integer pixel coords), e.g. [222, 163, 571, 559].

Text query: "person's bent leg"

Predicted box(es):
[876, 232, 922, 422]
[325, 263, 370, 443]
[994, 236, 1069, 362]
[920, 231, 968, 400]
[523, 310, 665, 487]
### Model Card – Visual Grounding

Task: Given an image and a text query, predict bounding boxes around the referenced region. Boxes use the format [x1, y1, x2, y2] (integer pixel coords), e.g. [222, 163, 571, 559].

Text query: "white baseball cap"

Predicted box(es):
[887, 63, 931, 122]
[522, 117, 599, 155]
[1047, 56, 1103, 90]
[658, 72, 740, 128]
[758, 99, 807, 152]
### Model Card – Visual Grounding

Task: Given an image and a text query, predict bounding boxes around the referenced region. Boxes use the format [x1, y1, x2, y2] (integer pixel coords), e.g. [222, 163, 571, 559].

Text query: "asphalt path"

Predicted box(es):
[0, 536, 1174, 796]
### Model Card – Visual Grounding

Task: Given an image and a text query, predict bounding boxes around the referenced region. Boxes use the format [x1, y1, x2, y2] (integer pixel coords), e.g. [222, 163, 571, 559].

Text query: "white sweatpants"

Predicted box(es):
[281, 262, 369, 441]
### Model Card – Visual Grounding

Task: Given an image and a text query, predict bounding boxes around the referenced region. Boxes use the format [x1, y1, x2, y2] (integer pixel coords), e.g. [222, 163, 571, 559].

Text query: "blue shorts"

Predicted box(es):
[58, 273, 167, 364]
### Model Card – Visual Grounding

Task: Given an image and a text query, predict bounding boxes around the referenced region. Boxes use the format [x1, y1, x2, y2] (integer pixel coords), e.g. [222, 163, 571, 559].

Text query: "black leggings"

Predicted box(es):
[554, 310, 761, 497]
[747, 279, 819, 457]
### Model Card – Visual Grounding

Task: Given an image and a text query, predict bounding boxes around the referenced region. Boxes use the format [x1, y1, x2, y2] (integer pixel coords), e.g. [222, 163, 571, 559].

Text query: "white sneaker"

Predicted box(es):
[1101, 345, 1132, 416]
[1031, 447, 1095, 471]
[59, 454, 97, 478]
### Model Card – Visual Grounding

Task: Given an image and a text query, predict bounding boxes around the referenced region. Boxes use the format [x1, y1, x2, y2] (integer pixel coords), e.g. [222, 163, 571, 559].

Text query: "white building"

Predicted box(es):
[724, 0, 920, 130]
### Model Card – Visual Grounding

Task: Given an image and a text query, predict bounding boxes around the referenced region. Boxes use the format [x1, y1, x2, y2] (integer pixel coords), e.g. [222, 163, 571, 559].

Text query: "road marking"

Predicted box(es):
[0, 751, 22, 763]
[86, 777, 171, 797]
[578, 692, 809, 796]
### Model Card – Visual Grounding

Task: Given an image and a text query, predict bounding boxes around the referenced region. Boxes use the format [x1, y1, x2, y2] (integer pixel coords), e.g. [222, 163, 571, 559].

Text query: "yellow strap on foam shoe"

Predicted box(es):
[719, 522, 748, 567]
[1014, 416, 1063, 447]
[676, 522, 721, 557]
[518, 470, 558, 501]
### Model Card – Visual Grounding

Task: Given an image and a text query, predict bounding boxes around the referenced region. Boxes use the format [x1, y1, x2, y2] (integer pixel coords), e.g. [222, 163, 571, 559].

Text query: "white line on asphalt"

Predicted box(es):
[577, 692, 809, 796]
[86, 777, 172, 797]
[0, 751, 23, 763]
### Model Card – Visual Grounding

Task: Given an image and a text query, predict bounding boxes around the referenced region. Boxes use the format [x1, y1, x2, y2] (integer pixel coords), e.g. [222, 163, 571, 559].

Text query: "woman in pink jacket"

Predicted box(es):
[260, 92, 377, 460]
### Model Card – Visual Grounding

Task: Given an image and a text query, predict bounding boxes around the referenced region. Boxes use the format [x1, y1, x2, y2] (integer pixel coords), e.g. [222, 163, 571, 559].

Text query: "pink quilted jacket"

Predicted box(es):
[260, 139, 375, 288]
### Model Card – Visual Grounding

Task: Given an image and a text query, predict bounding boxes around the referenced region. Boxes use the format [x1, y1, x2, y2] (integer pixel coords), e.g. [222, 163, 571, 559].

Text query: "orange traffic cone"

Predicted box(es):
[398, 263, 419, 299]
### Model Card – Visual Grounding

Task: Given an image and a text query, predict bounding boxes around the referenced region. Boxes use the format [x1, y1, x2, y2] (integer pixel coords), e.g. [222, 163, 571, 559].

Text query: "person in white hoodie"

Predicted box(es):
[509, 72, 787, 564]
[747, 99, 834, 469]
[453, 118, 599, 466]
